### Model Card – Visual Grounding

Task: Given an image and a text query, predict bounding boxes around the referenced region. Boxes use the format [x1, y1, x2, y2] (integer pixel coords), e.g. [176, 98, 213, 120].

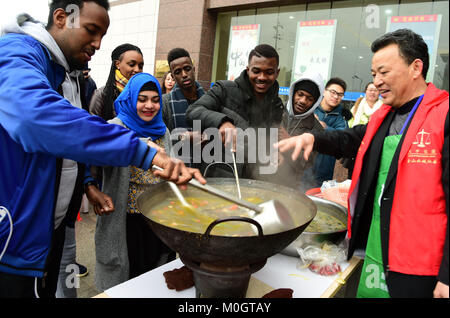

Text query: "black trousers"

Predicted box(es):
[387, 271, 437, 298]
[126, 213, 175, 279]
[0, 223, 66, 298]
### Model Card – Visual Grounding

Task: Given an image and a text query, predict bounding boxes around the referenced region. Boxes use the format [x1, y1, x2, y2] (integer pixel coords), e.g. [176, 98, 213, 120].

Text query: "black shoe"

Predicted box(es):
[75, 262, 89, 277]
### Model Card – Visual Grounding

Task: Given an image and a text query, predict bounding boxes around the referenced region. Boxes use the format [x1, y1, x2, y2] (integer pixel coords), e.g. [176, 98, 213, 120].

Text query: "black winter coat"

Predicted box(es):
[185, 70, 284, 180]
[186, 70, 283, 130]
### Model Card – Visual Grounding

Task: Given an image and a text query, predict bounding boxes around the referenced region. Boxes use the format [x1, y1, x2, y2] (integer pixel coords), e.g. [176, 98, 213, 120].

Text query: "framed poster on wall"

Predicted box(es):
[226, 24, 261, 81]
[387, 14, 442, 82]
[291, 19, 337, 83]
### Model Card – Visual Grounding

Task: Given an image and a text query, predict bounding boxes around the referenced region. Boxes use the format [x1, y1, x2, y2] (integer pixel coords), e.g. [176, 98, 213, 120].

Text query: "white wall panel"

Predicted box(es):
[89, 0, 160, 91]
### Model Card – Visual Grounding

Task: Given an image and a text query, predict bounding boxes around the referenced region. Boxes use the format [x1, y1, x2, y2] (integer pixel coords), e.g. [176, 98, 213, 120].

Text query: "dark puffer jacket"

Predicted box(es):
[185, 70, 284, 179]
[186, 70, 283, 129]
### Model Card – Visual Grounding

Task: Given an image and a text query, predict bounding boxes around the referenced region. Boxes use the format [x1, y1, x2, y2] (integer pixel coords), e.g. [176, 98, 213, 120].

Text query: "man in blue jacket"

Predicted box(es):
[0, 0, 205, 298]
[308, 77, 349, 187]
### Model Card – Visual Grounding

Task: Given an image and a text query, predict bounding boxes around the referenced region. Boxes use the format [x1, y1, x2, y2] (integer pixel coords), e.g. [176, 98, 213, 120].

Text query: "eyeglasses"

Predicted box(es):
[326, 89, 345, 98]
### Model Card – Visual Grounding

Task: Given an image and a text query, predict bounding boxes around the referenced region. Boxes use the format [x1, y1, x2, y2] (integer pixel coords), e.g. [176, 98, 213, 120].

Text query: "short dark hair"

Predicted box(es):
[371, 28, 429, 79]
[47, 0, 110, 28]
[167, 48, 191, 66]
[248, 44, 279, 66]
[325, 77, 347, 92]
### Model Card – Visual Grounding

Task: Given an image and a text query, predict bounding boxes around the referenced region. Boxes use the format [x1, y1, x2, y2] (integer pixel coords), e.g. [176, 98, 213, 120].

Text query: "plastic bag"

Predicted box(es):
[320, 179, 351, 209]
[296, 241, 347, 276]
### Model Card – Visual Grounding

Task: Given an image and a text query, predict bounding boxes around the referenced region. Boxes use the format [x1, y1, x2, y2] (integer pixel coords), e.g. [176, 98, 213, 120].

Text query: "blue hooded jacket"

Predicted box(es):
[311, 104, 349, 185]
[0, 31, 157, 277]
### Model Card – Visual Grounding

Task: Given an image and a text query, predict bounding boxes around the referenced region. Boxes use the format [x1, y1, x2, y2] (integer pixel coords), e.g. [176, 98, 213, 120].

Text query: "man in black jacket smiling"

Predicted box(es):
[186, 44, 284, 179]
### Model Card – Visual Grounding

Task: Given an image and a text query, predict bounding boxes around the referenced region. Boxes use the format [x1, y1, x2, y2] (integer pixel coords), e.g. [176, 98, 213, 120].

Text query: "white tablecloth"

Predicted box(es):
[104, 253, 352, 298]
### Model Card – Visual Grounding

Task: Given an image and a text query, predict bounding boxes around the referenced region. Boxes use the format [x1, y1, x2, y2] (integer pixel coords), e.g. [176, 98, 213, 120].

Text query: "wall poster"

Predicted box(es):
[227, 24, 261, 81]
[387, 14, 442, 82]
[291, 19, 337, 83]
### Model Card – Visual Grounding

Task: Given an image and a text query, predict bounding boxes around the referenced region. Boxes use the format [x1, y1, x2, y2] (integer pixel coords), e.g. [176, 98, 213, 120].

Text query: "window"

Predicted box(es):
[212, 0, 449, 101]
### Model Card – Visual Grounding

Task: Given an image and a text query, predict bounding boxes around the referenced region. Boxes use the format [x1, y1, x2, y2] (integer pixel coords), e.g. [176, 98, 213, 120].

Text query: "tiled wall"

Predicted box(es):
[89, 0, 160, 90]
[156, 0, 217, 90]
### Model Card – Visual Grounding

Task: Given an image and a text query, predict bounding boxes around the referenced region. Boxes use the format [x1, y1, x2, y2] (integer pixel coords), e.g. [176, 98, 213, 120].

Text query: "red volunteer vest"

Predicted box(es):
[348, 83, 448, 276]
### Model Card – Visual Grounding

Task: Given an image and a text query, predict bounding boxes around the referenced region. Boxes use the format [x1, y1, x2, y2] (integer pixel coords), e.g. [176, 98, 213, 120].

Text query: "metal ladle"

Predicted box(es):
[230, 149, 242, 199]
[152, 165, 296, 235]
[167, 181, 196, 213]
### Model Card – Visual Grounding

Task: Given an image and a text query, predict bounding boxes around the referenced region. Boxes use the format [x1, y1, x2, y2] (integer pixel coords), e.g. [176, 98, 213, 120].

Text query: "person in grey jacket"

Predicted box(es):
[185, 44, 284, 180]
[95, 73, 176, 291]
[277, 72, 324, 191]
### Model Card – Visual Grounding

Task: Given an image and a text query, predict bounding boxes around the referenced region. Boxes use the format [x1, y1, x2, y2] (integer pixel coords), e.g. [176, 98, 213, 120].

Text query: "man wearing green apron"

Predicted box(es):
[276, 29, 448, 298]
[357, 95, 424, 298]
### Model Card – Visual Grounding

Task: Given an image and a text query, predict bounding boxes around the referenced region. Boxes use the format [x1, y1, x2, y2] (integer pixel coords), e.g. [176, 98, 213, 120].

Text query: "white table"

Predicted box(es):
[97, 254, 362, 298]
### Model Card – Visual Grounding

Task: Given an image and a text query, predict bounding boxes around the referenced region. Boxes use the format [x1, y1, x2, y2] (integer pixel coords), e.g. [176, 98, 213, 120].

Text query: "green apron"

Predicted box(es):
[356, 95, 423, 298]
[356, 134, 400, 298]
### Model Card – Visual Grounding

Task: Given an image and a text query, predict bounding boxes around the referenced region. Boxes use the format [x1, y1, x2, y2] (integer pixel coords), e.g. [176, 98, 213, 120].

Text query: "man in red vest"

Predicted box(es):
[276, 28, 448, 298]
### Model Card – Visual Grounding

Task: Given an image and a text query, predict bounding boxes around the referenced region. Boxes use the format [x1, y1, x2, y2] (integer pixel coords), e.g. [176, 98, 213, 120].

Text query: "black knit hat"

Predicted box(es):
[294, 80, 320, 103]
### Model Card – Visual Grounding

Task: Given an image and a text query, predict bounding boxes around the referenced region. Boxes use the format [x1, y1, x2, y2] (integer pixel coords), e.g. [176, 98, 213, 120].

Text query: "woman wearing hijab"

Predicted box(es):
[94, 73, 175, 292]
[89, 43, 144, 121]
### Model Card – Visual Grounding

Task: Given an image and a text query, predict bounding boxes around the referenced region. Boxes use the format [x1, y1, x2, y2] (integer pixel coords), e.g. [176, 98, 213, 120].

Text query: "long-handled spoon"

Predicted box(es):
[230, 149, 242, 199]
[152, 165, 295, 234]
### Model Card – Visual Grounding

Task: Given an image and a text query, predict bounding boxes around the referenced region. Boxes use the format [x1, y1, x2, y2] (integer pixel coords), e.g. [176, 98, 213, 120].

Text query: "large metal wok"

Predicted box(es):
[137, 178, 317, 267]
